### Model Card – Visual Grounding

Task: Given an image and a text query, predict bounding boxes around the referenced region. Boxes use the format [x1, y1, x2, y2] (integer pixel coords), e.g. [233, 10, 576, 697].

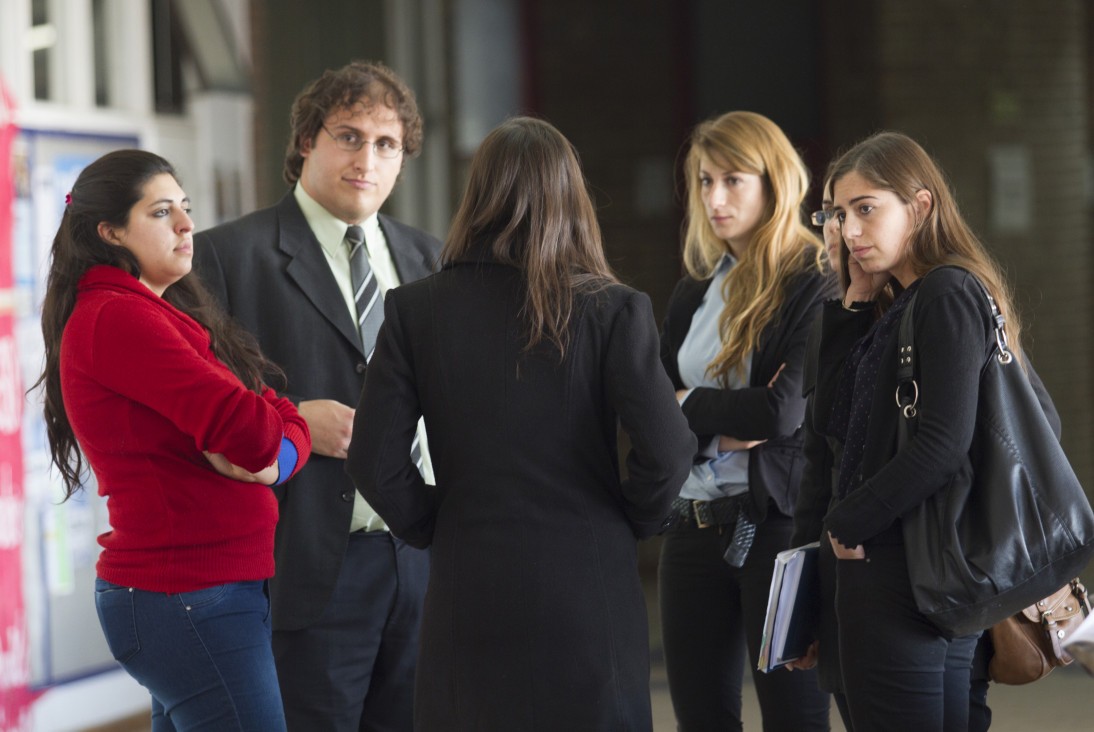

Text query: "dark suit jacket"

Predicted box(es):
[345, 255, 695, 729]
[660, 262, 837, 519]
[192, 191, 441, 631]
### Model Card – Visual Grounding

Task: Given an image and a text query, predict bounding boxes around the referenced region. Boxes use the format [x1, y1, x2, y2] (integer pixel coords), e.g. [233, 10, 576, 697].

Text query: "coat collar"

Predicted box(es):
[441, 237, 519, 272]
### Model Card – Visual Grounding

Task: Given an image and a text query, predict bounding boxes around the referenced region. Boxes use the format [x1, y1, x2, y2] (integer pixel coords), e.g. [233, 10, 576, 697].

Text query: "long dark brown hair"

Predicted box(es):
[34, 149, 279, 500]
[441, 116, 618, 357]
[827, 131, 1023, 358]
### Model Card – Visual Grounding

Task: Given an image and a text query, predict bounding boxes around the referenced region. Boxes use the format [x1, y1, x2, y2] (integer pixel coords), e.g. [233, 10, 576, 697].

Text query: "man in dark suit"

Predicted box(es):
[193, 61, 440, 732]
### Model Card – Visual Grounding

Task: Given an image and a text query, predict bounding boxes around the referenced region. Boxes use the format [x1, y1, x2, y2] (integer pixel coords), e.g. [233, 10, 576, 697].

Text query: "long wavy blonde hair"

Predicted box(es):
[682, 111, 824, 385]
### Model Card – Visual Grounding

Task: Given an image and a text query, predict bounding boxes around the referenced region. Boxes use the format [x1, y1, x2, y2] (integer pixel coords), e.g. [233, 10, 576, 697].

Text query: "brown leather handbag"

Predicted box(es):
[988, 578, 1091, 684]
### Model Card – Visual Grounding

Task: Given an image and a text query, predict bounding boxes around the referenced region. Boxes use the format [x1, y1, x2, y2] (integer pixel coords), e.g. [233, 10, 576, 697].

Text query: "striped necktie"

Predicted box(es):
[346, 225, 423, 471]
[346, 225, 383, 361]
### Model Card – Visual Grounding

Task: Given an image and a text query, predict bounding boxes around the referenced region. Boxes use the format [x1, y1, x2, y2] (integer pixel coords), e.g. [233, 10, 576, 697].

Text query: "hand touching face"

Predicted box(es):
[832, 170, 931, 290]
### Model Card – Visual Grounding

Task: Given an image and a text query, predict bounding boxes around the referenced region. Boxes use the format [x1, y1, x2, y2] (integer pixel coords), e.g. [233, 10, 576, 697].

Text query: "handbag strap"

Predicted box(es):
[897, 291, 923, 424]
[895, 271, 1014, 430]
[1073, 578, 1092, 615]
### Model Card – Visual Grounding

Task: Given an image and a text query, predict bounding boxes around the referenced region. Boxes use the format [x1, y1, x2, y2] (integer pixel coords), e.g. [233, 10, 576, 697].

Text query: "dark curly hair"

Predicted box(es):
[283, 60, 424, 184]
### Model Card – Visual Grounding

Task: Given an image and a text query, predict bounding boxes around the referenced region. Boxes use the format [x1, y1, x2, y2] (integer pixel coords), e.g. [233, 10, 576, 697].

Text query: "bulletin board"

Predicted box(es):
[12, 128, 139, 687]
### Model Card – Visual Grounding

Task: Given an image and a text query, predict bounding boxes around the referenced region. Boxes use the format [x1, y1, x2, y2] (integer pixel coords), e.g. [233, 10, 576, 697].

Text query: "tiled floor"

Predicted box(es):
[84, 656, 1094, 731]
[649, 659, 1094, 730]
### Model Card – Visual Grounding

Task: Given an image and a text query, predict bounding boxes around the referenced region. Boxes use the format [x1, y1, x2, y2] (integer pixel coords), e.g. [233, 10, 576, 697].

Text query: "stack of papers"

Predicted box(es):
[1063, 609, 1094, 677]
[758, 542, 820, 673]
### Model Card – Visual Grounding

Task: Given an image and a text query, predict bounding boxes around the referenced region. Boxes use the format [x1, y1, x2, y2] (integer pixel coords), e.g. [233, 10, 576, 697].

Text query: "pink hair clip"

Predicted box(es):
[65, 192, 72, 206]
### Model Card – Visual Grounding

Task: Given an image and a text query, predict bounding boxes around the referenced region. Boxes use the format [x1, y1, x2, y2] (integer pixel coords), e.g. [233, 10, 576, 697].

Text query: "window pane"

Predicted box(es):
[30, 0, 55, 101]
[152, 0, 185, 113]
[93, 0, 110, 106]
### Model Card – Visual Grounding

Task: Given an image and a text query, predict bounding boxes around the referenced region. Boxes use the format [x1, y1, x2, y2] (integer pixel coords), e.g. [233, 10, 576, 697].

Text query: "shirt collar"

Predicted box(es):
[714, 252, 737, 277]
[293, 183, 380, 257]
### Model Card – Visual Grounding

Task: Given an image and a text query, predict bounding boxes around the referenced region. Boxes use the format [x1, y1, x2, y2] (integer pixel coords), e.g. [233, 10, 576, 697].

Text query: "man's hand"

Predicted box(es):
[298, 399, 356, 458]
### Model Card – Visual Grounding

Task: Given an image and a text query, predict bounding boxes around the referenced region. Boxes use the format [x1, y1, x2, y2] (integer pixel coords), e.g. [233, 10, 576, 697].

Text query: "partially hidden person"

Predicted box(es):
[192, 61, 441, 731]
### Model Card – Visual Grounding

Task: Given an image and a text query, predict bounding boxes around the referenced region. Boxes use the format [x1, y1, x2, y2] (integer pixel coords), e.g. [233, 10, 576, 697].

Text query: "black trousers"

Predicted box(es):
[659, 513, 831, 732]
[273, 532, 429, 732]
[835, 543, 978, 732]
[816, 539, 855, 730]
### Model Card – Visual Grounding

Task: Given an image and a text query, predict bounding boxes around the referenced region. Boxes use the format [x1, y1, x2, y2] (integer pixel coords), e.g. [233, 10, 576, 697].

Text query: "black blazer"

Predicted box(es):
[192, 192, 441, 631]
[345, 257, 695, 729]
[660, 262, 837, 519]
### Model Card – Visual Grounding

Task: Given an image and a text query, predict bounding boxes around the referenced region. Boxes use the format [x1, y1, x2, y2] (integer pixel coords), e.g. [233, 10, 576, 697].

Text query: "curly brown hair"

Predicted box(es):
[283, 60, 423, 184]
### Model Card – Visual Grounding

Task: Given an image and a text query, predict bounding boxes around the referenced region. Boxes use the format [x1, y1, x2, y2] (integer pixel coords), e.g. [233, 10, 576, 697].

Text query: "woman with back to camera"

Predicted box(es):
[36, 149, 311, 731]
[345, 116, 696, 731]
[657, 110, 835, 731]
[815, 131, 1059, 730]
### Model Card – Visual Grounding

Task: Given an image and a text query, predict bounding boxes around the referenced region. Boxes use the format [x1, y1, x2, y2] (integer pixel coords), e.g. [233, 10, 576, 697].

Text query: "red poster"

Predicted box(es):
[0, 76, 34, 732]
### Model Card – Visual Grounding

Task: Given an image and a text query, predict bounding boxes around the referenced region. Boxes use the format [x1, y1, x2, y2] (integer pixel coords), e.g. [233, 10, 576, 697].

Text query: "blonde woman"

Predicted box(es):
[658, 111, 835, 730]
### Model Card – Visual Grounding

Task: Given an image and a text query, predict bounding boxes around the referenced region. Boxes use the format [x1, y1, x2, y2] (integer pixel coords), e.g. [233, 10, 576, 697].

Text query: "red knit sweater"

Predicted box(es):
[60, 265, 311, 592]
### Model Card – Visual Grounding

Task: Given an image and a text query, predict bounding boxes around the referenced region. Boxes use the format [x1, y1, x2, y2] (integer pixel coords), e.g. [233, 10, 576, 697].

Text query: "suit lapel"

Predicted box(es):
[381, 214, 431, 285]
[276, 195, 366, 356]
[673, 278, 708, 341]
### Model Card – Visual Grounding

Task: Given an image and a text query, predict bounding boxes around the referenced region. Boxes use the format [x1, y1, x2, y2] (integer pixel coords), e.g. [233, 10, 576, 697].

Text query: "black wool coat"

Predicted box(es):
[346, 255, 696, 731]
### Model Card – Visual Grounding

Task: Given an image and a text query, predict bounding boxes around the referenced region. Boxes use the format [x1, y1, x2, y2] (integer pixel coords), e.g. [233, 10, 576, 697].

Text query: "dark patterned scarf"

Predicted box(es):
[826, 281, 920, 499]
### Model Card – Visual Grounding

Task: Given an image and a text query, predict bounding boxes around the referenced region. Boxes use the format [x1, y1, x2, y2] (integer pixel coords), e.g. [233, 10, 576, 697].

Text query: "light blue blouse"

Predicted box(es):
[676, 254, 751, 501]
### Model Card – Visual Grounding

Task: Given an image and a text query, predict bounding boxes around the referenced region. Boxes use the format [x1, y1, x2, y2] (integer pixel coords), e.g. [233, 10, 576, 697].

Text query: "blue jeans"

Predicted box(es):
[95, 578, 285, 732]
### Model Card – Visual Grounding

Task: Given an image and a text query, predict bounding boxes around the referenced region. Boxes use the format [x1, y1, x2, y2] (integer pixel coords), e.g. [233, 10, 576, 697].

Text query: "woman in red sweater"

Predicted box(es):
[36, 150, 311, 732]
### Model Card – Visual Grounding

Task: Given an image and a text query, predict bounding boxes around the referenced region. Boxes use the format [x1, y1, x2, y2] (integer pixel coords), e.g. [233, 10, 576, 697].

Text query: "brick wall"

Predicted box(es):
[523, 0, 692, 318]
[826, 0, 1094, 494]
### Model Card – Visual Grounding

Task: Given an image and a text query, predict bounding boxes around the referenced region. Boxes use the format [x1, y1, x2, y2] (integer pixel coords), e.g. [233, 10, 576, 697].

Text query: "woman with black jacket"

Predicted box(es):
[657, 111, 835, 731]
[346, 117, 696, 731]
[814, 131, 1055, 731]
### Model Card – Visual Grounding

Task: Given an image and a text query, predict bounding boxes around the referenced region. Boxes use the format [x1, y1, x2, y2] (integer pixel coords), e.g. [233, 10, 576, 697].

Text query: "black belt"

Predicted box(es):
[666, 495, 757, 568]
[668, 495, 747, 529]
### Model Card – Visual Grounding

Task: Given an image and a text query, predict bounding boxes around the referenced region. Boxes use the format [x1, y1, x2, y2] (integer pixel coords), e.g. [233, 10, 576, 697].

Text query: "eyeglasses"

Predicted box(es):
[810, 210, 835, 227]
[321, 126, 404, 159]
